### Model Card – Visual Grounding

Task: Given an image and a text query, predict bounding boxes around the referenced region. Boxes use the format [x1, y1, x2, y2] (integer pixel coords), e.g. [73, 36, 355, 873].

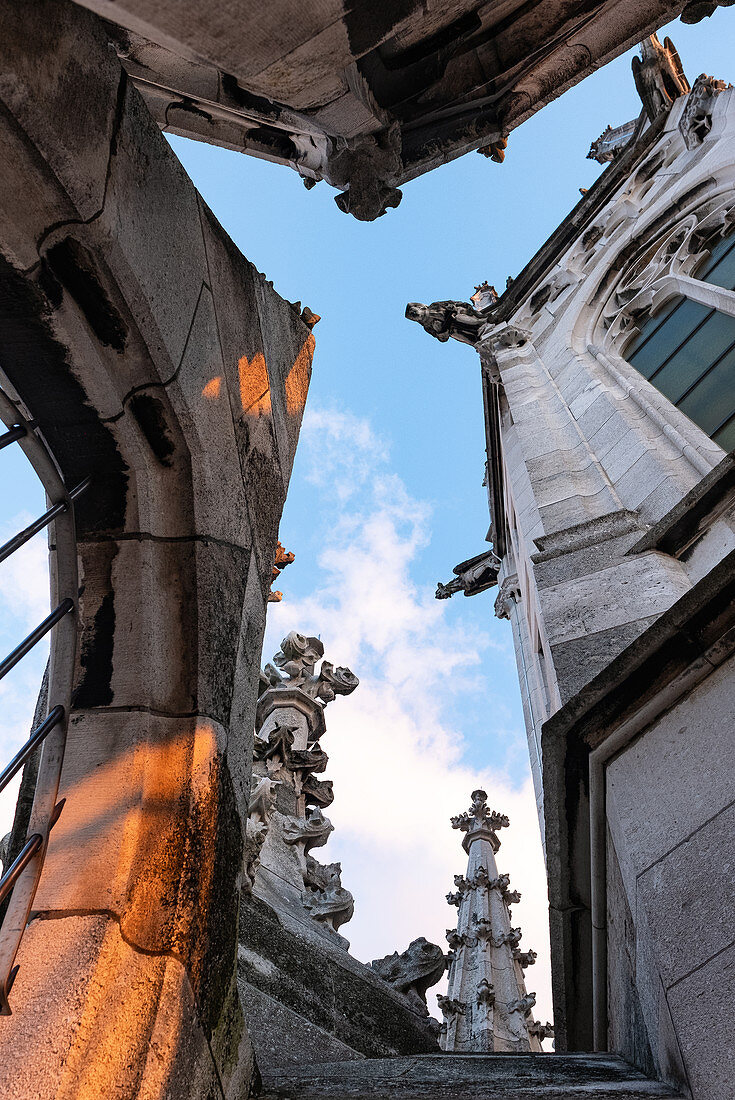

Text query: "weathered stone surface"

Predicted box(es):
[239, 894, 441, 1062]
[260, 1054, 685, 1100]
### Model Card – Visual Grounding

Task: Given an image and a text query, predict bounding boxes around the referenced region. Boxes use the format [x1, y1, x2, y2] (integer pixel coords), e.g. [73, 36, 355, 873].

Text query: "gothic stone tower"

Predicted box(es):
[408, 43, 735, 1100]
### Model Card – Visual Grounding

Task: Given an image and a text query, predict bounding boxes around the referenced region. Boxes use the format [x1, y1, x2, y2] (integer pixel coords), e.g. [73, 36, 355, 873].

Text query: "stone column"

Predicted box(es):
[439, 790, 553, 1052]
[247, 631, 358, 947]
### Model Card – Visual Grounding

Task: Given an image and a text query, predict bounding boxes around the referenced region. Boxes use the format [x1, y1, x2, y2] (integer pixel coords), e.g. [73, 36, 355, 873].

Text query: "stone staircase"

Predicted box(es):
[259, 1053, 685, 1100]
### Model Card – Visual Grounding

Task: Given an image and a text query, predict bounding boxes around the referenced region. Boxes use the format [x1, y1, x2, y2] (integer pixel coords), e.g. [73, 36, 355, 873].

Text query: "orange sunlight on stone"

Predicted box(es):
[238, 352, 271, 415]
[284, 334, 315, 417]
[201, 376, 222, 399]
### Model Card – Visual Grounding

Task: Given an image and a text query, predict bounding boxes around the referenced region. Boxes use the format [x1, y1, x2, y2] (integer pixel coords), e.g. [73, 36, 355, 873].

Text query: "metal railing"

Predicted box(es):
[0, 379, 86, 1014]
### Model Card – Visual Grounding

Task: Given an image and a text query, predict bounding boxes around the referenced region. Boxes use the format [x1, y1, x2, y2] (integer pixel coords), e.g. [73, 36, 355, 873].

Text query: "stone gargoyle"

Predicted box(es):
[405, 299, 491, 346]
[436, 549, 501, 600]
[370, 937, 447, 1014]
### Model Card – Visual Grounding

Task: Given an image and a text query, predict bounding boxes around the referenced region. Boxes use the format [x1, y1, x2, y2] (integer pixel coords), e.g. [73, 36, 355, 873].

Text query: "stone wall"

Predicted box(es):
[0, 1, 314, 1096]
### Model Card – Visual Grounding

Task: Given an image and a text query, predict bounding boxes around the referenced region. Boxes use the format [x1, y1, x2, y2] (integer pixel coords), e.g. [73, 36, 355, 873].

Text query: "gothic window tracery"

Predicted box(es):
[622, 230, 735, 450]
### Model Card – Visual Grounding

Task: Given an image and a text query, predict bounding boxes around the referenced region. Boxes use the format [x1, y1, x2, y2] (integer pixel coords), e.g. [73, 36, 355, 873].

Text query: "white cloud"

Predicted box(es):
[265, 404, 553, 1030]
[0, 513, 50, 628]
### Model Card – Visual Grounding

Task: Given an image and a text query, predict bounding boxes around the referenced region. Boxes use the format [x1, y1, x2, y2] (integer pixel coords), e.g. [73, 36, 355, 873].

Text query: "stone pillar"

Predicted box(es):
[439, 790, 553, 1052]
[246, 631, 358, 947]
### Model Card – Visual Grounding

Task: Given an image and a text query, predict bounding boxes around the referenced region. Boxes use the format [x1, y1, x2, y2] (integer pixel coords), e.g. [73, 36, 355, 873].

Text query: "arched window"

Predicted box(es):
[624, 232, 735, 451]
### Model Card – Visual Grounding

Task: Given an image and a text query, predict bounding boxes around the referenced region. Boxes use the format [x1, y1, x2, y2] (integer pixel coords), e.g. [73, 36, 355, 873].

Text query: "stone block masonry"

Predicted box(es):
[0, 1, 315, 1096]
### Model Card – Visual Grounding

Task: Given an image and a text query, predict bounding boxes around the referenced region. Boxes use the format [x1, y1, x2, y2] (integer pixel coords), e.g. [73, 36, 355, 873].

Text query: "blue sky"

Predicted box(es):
[1, 13, 733, 1023]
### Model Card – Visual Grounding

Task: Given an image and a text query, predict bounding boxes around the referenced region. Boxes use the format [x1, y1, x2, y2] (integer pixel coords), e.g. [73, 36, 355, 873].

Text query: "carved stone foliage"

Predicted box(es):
[476, 978, 495, 1007]
[508, 993, 536, 1017]
[268, 540, 295, 604]
[529, 1019, 555, 1042]
[370, 937, 446, 1013]
[632, 34, 689, 122]
[261, 631, 359, 705]
[436, 549, 500, 600]
[282, 806, 334, 852]
[513, 948, 538, 968]
[599, 195, 735, 345]
[244, 775, 281, 893]
[437, 995, 465, 1018]
[303, 857, 355, 933]
[679, 73, 731, 149]
[451, 789, 510, 853]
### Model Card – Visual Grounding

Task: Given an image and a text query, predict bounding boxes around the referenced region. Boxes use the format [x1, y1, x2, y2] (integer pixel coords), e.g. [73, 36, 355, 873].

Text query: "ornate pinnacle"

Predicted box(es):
[450, 789, 510, 852]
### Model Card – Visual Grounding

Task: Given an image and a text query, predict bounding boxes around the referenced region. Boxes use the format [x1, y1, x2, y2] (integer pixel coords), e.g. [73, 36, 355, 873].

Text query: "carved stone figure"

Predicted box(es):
[405, 300, 490, 345]
[261, 631, 359, 705]
[494, 574, 521, 620]
[243, 819, 268, 894]
[303, 857, 355, 933]
[632, 34, 690, 121]
[370, 937, 446, 1013]
[282, 806, 334, 852]
[249, 775, 281, 825]
[587, 119, 639, 163]
[436, 549, 500, 600]
[679, 73, 731, 148]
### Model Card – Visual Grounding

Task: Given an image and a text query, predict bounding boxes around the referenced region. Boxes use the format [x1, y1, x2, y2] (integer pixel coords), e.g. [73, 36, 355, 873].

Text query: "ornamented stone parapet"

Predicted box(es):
[370, 937, 446, 1014]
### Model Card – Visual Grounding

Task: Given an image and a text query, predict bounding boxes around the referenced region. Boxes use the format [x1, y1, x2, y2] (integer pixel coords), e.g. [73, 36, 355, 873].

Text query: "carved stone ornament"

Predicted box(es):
[243, 819, 268, 894]
[632, 34, 690, 122]
[268, 540, 296, 604]
[405, 299, 492, 346]
[587, 119, 639, 164]
[370, 937, 447, 1012]
[248, 775, 281, 825]
[302, 857, 355, 933]
[528, 1019, 555, 1042]
[451, 789, 510, 853]
[508, 993, 537, 1017]
[260, 631, 359, 706]
[282, 806, 334, 852]
[494, 574, 521, 620]
[679, 73, 731, 149]
[437, 995, 465, 1018]
[436, 549, 500, 600]
[600, 196, 735, 344]
[476, 978, 495, 1007]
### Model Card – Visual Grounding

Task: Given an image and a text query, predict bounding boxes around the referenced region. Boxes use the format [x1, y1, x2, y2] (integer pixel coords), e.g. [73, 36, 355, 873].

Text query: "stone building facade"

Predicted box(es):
[409, 46, 735, 1100]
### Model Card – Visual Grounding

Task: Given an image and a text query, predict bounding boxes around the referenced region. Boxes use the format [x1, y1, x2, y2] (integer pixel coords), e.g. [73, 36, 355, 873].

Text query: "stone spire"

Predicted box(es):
[246, 631, 359, 947]
[439, 789, 552, 1052]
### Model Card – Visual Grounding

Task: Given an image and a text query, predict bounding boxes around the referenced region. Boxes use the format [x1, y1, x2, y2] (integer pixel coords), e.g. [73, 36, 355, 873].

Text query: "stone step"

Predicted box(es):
[259, 1053, 685, 1100]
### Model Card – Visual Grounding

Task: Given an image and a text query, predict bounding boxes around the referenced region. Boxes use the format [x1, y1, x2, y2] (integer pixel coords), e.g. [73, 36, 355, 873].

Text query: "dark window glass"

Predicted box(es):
[652, 310, 735, 404]
[622, 230, 735, 452]
[697, 235, 735, 291]
[627, 299, 710, 378]
[713, 415, 735, 451]
[678, 345, 735, 435]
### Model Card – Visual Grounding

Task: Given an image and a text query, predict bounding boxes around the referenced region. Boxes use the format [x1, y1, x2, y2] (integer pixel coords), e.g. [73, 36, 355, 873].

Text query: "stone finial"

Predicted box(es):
[261, 631, 358, 706]
[370, 937, 446, 1013]
[632, 34, 690, 122]
[435, 549, 500, 600]
[451, 789, 510, 853]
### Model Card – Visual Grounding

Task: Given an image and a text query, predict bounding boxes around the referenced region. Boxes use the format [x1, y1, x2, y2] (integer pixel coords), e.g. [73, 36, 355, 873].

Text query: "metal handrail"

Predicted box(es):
[0, 477, 90, 565]
[0, 600, 74, 681]
[0, 425, 26, 451]
[0, 380, 82, 1015]
[0, 706, 64, 794]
